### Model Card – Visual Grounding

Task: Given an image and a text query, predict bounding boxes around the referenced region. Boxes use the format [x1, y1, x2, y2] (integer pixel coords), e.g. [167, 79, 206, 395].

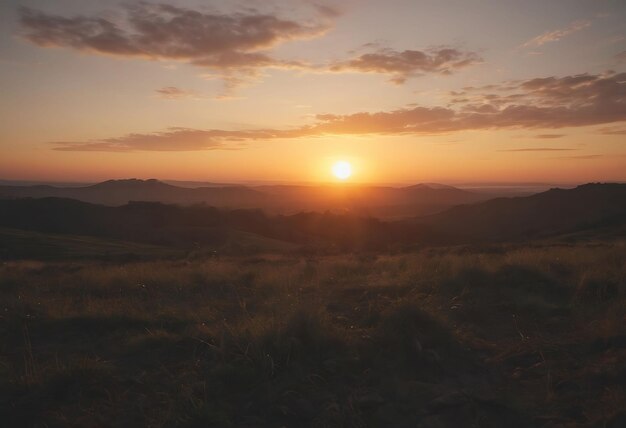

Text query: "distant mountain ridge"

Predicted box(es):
[0, 178, 490, 218]
[0, 179, 268, 208]
[0, 183, 623, 251]
[414, 183, 626, 242]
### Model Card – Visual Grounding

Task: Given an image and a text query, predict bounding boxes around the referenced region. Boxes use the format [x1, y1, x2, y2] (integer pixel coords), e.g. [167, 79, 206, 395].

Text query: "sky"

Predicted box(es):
[0, 0, 625, 184]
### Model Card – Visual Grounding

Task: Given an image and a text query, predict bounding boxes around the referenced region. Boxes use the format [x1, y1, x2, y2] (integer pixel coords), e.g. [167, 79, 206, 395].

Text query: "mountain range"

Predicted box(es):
[0, 179, 490, 219]
[0, 183, 624, 252]
[412, 183, 626, 242]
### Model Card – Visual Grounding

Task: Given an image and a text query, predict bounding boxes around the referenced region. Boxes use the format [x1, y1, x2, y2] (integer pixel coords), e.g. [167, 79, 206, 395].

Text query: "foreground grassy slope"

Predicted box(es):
[0, 228, 181, 260]
[0, 227, 296, 261]
[1, 243, 624, 427]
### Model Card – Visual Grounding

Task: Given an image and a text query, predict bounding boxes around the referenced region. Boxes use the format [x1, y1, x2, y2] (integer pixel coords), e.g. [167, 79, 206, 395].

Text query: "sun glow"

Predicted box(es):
[332, 161, 352, 180]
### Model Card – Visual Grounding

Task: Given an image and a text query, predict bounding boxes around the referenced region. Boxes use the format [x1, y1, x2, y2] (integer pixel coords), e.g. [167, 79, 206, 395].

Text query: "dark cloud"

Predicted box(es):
[18, 4, 481, 91]
[329, 48, 482, 84]
[52, 72, 626, 151]
[19, 3, 329, 92]
[308, 72, 626, 133]
[19, 4, 328, 60]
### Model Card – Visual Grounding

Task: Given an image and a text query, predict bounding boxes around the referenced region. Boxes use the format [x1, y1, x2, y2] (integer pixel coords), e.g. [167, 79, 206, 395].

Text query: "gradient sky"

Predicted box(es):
[1, 0, 625, 184]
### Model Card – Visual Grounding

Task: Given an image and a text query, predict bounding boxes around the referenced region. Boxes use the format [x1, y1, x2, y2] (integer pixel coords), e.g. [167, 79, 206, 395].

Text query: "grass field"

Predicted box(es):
[1, 242, 625, 427]
[0, 227, 298, 261]
[0, 228, 181, 261]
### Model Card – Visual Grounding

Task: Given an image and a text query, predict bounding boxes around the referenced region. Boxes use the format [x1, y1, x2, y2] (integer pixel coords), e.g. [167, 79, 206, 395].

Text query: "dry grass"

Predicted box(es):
[1, 242, 625, 427]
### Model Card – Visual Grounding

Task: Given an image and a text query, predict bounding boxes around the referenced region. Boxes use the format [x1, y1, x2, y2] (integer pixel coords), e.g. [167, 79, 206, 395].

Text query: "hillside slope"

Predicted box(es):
[0, 179, 488, 218]
[414, 183, 626, 242]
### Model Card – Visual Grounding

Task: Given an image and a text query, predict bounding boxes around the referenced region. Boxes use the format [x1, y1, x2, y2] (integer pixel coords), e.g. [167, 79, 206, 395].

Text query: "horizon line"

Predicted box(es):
[2, 176, 620, 189]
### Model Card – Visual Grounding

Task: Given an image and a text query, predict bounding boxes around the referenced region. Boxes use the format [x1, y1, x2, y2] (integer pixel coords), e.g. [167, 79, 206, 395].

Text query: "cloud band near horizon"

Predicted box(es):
[52, 71, 626, 151]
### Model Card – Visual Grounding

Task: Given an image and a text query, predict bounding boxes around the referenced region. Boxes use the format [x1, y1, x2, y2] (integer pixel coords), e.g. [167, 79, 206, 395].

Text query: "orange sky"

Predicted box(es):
[1, 0, 625, 184]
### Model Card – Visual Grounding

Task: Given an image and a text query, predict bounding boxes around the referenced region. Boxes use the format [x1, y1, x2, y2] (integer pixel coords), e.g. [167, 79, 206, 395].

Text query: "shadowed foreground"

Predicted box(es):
[1, 243, 625, 427]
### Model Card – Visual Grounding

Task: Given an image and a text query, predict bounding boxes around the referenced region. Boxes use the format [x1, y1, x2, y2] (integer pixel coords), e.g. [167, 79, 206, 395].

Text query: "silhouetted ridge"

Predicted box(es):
[0, 198, 408, 250]
[0, 179, 490, 217]
[403, 183, 460, 191]
[0, 183, 623, 250]
[414, 183, 626, 242]
[90, 178, 170, 187]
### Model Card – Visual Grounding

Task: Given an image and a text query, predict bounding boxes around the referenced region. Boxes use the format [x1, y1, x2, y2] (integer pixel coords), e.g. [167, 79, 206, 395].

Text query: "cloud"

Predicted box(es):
[53, 128, 243, 151]
[534, 134, 565, 139]
[615, 51, 626, 63]
[555, 154, 604, 160]
[19, 4, 328, 60]
[498, 148, 575, 152]
[155, 86, 200, 100]
[523, 19, 591, 48]
[449, 71, 626, 124]
[52, 71, 626, 151]
[328, 47, 481, 84]
[19, 3, 330, 93]
[18, 4, 482, 93]
[597, 125, 626, 135]
[307, 72, 626, 134]
[51, 126, 312, 152]
[310, 2, 342, 19]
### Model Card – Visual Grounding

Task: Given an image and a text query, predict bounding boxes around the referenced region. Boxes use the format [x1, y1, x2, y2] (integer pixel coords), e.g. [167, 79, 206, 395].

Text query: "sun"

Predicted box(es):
[332, 161, 352, 180]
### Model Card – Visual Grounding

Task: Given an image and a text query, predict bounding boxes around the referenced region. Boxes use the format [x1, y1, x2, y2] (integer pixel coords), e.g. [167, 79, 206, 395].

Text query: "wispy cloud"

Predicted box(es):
[328, 47, 482, 84]
[18, 4, 481, 95]
[555, 154, 604, 160]
[18, 3, 332, 94]
[523, 20, 591, 48]
[310, 2, 342, 18]
[308, 71, 626, 134]
[53, 128, 248, 151]
[597, 125, 626, 135]
[52, 71, 626, 151]
[499, 148, 575, 152]
[19, 4, 331, 60]
[155, 87, 201, 100]
[534, 134, 565, 139]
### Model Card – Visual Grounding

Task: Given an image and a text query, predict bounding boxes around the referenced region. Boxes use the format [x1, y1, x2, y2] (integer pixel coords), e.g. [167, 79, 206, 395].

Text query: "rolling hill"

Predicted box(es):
[0, 184, 623, 252]
[0, 179, 268, 207]
[0, 227, 180, 260]
[0, 179, 488, 218]
[415, 183, 626, 242]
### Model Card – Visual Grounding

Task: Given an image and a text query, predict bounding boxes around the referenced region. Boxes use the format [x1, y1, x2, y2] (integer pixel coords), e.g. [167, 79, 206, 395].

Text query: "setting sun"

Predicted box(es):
[332, 161, 352, 180]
